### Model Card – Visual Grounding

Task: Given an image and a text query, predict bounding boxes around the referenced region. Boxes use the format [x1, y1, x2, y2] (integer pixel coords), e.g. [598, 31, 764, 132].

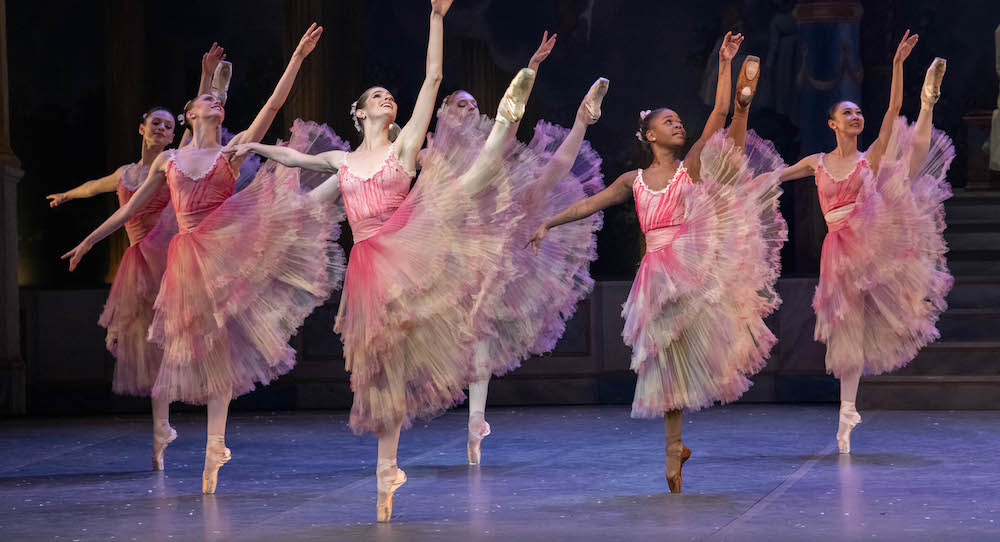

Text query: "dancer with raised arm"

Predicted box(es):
[778, 31, 953, 454]
[231, 0, 554, 521]
[43, 44, 228, 472]
[529, 33, 787, 493]
[431, 31, 608, 465]
[62, 24, 341, 494]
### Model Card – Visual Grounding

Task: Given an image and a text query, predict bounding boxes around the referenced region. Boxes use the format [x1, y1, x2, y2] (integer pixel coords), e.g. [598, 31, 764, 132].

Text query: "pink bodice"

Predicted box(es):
[165, 151, 235, 233]
[634, 164, 691, 232]
[118, 162, 171, 245]
[815, 155, 869, 216]
[338, 146, 415, 242]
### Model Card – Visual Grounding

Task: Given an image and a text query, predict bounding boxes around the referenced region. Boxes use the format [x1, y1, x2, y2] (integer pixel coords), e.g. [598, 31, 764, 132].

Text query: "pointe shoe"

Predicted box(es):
[837, 401, 862, 454]
[666, 442, 693, 493]
[202, 438, 232, 494]
[376, 460, 407, 523]
[921, 57, 946, 106]
[578, 77, 610, 125]
[467, 414, 492, 465]
[496, 68, 536, 125]
[151, 424, 177, 471]
[735, 55, 761, 109]
[212, 61, 233, 106]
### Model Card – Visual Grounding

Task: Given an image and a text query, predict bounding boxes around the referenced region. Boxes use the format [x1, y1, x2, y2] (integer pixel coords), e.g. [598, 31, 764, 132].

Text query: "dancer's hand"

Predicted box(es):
[62, 240, 93, 272]
[528, 31, 557, 72]
[526, 224, 549, 256]
[46, 192, 70, 207]
[293, 23, 324, 59]
[893, 29, 918, 65]
[223, 142, 254, 161]
[720, 31, 744, 62]
[202, 42, 226, 77]
[431, 0, 453, 17]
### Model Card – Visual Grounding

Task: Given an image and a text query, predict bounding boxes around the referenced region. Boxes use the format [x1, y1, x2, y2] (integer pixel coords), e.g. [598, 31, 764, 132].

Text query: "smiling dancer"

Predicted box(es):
[778, 31, 953, 454]
[430, 31, 607, 465]
[529, 33, 788, 492]
[44, 44, 231, 472]
[62, 24, 342, 494]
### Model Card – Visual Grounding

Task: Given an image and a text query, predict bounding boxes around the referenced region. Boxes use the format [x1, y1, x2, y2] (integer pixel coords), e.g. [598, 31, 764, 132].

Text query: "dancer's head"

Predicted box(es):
[352, 86, 400, 142]
[439, 90, 479, 116]
[138, 106, 176, 150]
[181, 93, 225, 134]
[827, 101, 864, 138]
[636, 108, 687, 158]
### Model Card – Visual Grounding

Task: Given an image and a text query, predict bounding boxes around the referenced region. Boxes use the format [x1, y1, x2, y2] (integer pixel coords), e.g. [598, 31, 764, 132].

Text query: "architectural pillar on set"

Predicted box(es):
[283, 0, 326, 129]
[791, 1, 863, 273]
[0, 0, 26, 414]
[990, 23, 1000, 172]
[104, 0, 145, 281]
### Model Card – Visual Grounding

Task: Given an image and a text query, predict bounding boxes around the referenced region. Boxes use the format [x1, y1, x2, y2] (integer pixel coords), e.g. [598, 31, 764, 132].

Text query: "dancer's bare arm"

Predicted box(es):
[527, 171, 635, 254]
[867, 30, 917, 173]
[62, 153, 171, 271]
[46, 167, 123, 207]
[686, 32, 742, 181]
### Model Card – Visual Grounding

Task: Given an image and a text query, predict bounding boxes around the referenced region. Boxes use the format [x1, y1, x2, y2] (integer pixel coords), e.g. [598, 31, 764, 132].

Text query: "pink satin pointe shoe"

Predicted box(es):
[467, 413, 492, 465]
[376, 459, 407, 522]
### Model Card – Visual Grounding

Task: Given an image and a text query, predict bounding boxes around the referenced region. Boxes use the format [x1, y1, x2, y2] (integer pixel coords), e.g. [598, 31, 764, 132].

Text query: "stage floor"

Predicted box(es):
[1, 405, 998, 541]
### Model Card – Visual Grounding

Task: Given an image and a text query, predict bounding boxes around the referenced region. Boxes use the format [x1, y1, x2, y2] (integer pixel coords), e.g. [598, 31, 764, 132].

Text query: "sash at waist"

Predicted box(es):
[645, 224, 682, 253]
[823, 202, 856, 232]
[351, 213, 392, 243]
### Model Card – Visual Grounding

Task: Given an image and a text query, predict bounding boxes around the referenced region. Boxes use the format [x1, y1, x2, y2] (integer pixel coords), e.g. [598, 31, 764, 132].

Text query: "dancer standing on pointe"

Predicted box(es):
[62, 24, 341, 493]
[44, 44, 229, 471]
[432, 31, 608, 465]
[230, 0, 548, 521]
[778, 31, 953, 454]
[529, 33, 788, 492]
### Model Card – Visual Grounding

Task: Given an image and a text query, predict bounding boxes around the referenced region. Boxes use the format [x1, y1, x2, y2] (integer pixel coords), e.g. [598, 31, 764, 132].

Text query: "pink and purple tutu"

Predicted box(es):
[99, 163, 177, 396]
[148, 121, 345, 404]
[431, 112, 604, 379]
[814, 117, 954, 377]
[626, 130, 787, 417]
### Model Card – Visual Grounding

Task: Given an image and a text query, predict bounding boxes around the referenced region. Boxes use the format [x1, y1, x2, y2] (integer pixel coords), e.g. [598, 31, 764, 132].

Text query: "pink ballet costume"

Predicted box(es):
[813, 117, 953, 377]
[430, 112, 604, 379]
[626, 131, 787, 416]
[148, 122, 345, 404]
[98, 162, 178, 396]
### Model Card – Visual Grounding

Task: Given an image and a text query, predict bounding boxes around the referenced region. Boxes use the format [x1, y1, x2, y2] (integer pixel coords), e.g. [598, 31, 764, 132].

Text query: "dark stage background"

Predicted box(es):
[4, 0, 1000, 416]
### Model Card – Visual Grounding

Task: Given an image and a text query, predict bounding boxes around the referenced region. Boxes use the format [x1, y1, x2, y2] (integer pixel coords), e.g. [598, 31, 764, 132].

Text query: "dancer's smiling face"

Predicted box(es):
[185, 94, 225, 127]
[356, 87, 398, 127]
[139, 109, 175, 148]
[441, 90, 479, 116]
[828, 101, 864, 137]
[645, 109, 687, 149]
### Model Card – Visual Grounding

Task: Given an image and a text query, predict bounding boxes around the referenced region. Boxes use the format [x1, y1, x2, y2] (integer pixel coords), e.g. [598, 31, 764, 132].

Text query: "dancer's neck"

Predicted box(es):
[831, 133, 860, 158]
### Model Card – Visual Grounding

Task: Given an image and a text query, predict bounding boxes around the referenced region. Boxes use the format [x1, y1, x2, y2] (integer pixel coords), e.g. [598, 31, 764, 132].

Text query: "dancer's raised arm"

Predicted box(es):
[527, 171, 634, 254]
[61, 153, 171, 271]
[181, 43, 227, 148]
[231, 23, 323, 170]
[685, 32, 742, 181]
[394, 0, 452, 170]
[866, 30, 917, 172]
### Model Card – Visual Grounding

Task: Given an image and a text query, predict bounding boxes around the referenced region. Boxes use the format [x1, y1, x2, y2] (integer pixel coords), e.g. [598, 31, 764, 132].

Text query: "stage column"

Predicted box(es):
[282, 0, 326, 128]
[0, 0, 25, 414]
[791, 1, 863, 273]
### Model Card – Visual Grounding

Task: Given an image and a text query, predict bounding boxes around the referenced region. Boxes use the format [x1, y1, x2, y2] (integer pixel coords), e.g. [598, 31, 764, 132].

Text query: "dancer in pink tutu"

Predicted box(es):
[231, 0, 549, 521]
[430, 31, 608, 465]
[778, 31, 953, 454]
[44, 44, 230, 472]
[529, 33, 788, 493]
[62, 24, 340, 494]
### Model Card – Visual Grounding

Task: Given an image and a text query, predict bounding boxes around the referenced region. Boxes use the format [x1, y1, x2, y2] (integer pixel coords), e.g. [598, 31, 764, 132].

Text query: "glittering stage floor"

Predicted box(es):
[1, 405, 998, 541]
